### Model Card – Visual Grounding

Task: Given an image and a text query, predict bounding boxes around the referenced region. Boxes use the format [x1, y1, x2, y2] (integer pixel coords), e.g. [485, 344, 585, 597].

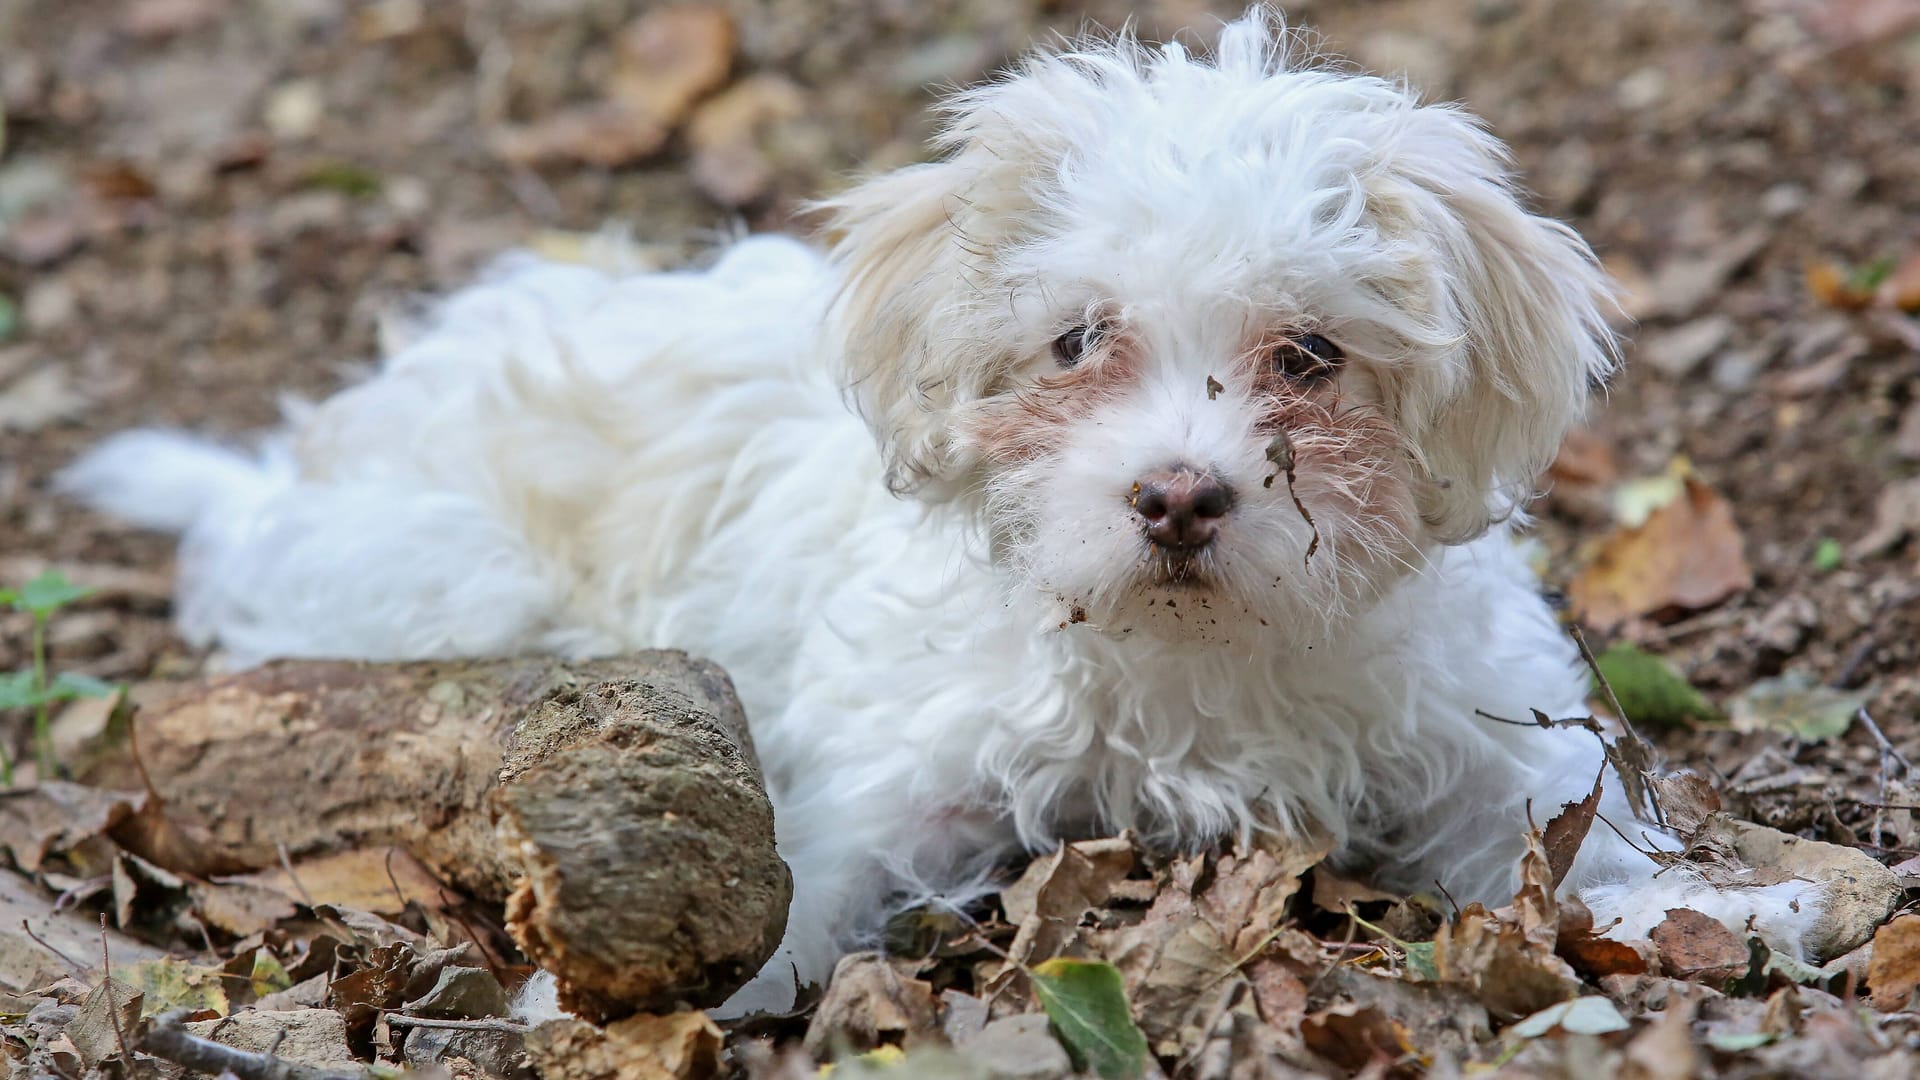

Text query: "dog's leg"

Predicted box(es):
[1403, 721, 1825, 959]
[713, 748, 1015, 1018]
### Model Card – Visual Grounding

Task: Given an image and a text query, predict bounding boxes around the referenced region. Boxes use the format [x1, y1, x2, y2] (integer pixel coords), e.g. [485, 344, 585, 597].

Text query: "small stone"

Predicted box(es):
[1730, 820, 1902, 961]
[1760, 183, 1808, 218]
[960, 1014, 1075, 1080]
[1894, 399, 1920, 461]
[1710, 347, 1768, 391]
[182, 1010, 357, 1070]
[1752, 595, 1816, 655]
[0, 364, 86, 432]
[1616, 67, 1667, 110]
[264, 80, 325, 141]
[22, 280, 77, 333]
[403, 1024, 533, 1080]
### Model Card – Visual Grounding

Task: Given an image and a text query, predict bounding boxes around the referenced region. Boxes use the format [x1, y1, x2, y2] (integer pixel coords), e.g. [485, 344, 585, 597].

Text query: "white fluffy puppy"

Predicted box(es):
[67, 9, 1817, 1014]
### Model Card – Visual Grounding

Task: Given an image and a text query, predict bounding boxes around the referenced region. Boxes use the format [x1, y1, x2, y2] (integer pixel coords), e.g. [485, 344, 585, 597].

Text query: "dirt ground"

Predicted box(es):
[3, 0, 1920, 1075]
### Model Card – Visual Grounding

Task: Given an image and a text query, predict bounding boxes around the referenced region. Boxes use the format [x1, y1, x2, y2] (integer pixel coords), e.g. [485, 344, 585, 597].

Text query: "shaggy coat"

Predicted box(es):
[66, 9, 1818, 1015]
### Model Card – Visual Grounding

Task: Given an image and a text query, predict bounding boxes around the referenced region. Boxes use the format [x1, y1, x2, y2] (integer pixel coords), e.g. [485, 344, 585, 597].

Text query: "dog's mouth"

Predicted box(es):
[1140, 543, 1216, 589]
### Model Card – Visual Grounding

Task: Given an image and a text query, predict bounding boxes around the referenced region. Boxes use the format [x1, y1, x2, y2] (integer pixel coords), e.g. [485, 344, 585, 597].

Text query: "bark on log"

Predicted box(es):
[77, 653, 790, 1018]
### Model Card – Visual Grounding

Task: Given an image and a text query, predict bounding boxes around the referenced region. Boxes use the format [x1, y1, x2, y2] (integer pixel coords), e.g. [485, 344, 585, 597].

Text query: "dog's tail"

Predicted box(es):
[57, 428, 293, 535]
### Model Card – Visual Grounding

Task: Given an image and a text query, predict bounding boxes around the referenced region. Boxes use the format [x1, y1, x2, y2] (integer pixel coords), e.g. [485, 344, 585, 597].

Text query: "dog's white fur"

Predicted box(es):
[65, 10, 1818, 1015]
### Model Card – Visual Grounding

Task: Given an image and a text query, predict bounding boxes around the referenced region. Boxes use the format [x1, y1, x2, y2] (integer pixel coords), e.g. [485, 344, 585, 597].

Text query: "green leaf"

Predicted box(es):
[1509, 996, 1630, 1038]
[0, 671, 44, 710]
[1398, 939, 1439, 981]
[14, 570, 91, 617]
[0, 293, 15, 344]
[1811, 537, 1844, 573]
[1593, 644, 1718, 729]
[249, 951, 293, 998]
[1729, 671, 1867, 743]
[1348, 912, 1437, 980]
[47, 672, 117, 701]
[1029, 958, 1148, 1080]
[303, 162, 381, 198]
[124, 957, 228, 1018]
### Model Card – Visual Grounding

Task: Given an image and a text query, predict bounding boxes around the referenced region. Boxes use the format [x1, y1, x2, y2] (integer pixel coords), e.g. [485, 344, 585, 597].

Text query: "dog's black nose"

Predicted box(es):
[1133, 467, 1233, 549]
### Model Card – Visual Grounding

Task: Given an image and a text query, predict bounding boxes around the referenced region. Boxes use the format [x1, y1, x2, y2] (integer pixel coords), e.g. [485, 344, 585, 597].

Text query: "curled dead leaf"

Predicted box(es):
[1570, 470, 1752, 629]
[1649, 909, 1749, 985]
[803, 952, 938, 1058]
[1866, 914, 1920, 1011]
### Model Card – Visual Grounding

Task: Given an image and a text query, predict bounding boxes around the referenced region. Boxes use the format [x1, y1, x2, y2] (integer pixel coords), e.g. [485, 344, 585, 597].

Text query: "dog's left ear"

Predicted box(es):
[818, 139, 1039, 501]
[1371, 105, 1620, 542]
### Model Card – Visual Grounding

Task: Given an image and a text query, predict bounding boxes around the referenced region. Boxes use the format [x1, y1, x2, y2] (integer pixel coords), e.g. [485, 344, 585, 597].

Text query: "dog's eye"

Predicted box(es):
[1052, 324, 1101, 369]
[1267, 333, 1344, 382]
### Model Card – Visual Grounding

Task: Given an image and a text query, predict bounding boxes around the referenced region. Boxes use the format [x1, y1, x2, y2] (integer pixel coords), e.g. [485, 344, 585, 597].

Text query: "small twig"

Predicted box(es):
[1571, 625, 1638, 743]
[277, 843, 316, 909]
[1835, 798, 1920, 813]
[1306, 913, 1358, 998]
[99, 914, 135, 1069]
[1262, 430, 1320, 569]
[1855, 706, 1910, 847]
[382, 849, 410, 912]
[383, 1014, 532, 1034]
[1571, 625, 1666, 829]
[21, 918, 85, 971]
[1593, 812, 1668, 867]
[1472, 708, 1599, 734]
[1432, 879, 1461, 919]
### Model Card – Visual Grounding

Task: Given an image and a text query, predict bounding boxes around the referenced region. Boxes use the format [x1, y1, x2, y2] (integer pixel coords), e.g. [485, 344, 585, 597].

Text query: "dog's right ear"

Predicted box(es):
[819, 142, 1039, 501]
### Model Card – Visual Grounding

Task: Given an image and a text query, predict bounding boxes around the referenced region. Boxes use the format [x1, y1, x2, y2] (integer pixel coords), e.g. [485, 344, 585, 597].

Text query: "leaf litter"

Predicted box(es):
[6, 0, 1920, 1076]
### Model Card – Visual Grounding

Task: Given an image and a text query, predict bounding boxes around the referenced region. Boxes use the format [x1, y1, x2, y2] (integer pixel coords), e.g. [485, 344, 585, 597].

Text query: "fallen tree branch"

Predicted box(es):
[82, 653, 791, 1021]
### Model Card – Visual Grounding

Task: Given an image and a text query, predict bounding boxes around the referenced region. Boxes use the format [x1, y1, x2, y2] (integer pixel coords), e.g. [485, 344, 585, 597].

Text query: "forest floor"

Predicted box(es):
[3, 1, 1920, 1077]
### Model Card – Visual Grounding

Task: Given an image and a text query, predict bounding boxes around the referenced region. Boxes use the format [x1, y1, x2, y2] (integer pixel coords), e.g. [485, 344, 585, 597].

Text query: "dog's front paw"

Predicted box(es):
[1581, 876, 1825, 962]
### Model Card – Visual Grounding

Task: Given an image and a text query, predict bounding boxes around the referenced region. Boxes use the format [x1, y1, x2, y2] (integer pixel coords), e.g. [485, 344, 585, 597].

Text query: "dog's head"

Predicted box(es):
[823, 9, 1616, 646]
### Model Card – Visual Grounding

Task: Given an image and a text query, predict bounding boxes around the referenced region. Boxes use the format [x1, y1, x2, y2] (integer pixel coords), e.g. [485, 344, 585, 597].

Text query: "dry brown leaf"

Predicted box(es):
[1646, 773, 1722, 841]
[686, 75, 808, 206]
[66, 978, 143, 1070]
[1570, 472, 1752, 629]
[1866, 914, 1920, 1010]
[527, 1012, 723, 1080]
[1881, 252, 1920, 312]
[802, 952, 938, 1057]
[490, 105, 671, 169]
[0, 780, 143, 874]
[989, 835, 1137, 998]
[1308, 868, 1401, 914]
[230, 846, 456, 916]
[1618, 987, 1699, 1080]
[1542, 768, 1604, 891]
[1806, 261, 1877, 311]
[1548, 426, 1620, 491]
[1649, 908, 1749, 985]
[1198, 831, 1329, 955]
[609, 7, 736, 129]
[1851, 476, 1920, 558]
[1430, 831, 1580, 1021]
[1299, 1002, 1412, 1074]
[1556, 896, 1651, 979]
